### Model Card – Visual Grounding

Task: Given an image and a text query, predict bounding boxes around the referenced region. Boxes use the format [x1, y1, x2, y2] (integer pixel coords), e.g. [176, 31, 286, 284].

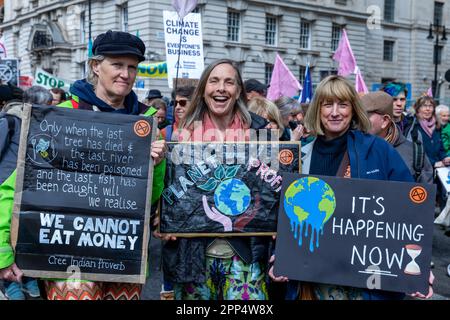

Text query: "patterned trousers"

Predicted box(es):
[44, 280, 142, 300]
[174, 255, 268, 300]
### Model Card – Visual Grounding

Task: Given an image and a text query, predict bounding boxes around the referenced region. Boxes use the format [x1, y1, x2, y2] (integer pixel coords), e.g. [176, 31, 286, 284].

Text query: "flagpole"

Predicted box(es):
[88, 0, 92, 44]
[173, 18, 184, 123]
[174, 19, 183, 93]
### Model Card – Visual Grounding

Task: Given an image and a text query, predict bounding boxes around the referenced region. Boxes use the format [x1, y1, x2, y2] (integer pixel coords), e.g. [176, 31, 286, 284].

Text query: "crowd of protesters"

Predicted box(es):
[0, 30, 449, 301]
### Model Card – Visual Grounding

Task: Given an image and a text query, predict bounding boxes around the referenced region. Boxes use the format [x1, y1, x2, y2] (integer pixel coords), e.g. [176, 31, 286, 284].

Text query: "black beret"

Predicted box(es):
[92, 30, 146, 62]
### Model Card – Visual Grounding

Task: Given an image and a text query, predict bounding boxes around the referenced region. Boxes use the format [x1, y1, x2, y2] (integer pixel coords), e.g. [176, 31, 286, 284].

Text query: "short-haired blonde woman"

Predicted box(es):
[269, 75, 416, 300]
[248, 96, 285, 139]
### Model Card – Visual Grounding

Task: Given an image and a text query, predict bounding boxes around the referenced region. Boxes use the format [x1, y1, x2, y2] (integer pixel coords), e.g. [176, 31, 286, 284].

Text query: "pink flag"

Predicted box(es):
[355, 67, 368, 94]
[333, 29, 356, 77]
[427, 87, 433, 97]
[267, 54, 302, 101]
[172, 0, 198, 20]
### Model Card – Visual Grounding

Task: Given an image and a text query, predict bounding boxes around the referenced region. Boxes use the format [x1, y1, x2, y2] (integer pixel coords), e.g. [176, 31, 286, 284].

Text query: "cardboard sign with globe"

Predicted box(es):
[274, 174, 436, 294]
[160, 142, 300, 236]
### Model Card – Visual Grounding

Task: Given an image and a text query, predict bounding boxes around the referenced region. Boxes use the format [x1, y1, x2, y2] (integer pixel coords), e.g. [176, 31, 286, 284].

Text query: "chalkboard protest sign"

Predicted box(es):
[274, 174, 436, 294]
[160, 142, 300, 236]
[11, 105, 157, 283]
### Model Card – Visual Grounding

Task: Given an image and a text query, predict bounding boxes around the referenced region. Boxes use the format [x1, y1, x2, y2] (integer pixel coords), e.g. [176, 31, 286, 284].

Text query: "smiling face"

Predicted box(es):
[203, 63, 241, 119]
[440, 109, 450, 125]
[93, 56, 138, 101]
[320, 99, 353, 139]
[417, 101, 435, 121]
[174, 95, 190, 121]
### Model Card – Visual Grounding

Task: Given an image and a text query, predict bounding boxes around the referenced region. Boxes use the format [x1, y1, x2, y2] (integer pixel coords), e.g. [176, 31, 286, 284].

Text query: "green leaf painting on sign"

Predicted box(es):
[197, 177, 219, 192]
[214, 165, 225, 180]
[225, 165, 241, 179]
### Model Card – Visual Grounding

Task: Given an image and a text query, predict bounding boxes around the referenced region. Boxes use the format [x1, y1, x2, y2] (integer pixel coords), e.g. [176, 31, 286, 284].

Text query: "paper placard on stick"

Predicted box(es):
[163, 11, 204, 88]
[274, 174, 436, 294]
[11, 105, 157, 283]
[160, 142, 300, 237]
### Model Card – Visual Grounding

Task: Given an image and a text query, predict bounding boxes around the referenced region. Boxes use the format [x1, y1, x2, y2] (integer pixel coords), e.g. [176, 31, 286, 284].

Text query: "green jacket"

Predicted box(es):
[0, 103, 22, 269]
[441, 123, 450, 155]
[0, 99, 165, 269]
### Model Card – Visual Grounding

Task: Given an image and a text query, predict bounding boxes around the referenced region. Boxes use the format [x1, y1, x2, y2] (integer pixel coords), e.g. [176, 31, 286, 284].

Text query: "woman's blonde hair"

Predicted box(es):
[87, 55, 106, 86]
[248, 96, 284, 131]
[181, 59, 251, 130]
[304, 75, 371, 136]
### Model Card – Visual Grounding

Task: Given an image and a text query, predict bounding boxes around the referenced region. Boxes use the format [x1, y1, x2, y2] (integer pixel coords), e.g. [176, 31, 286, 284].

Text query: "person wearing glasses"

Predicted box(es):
[161, 86, 196, 141]
[406, 96, 450, 168]
[381, 82, 413, 135]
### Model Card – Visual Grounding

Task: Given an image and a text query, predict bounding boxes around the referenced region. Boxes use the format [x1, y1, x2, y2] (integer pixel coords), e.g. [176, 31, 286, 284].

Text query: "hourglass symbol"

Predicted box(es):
[404, 244, 422, 276]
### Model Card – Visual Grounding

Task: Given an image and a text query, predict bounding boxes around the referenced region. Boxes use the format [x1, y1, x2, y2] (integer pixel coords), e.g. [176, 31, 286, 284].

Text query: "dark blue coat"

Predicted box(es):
[417, 125, 446, 166]
[302, 130, 414, 183]
[298, 130, 414, 300]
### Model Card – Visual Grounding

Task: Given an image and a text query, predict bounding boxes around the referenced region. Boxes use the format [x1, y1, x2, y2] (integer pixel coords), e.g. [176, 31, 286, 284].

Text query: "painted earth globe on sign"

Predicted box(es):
[284, 177, 336, 252]
[214, 178, 251, 216]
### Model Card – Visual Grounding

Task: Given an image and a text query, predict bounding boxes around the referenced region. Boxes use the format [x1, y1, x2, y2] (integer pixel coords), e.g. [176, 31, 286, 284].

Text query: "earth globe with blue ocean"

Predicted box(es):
[284, 177, 336, 252]
[214, 178, 251, 216]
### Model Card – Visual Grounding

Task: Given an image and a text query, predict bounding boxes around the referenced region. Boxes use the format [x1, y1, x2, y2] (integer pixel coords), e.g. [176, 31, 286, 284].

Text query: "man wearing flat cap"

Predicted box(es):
[45, 30, 166, 300]
[361, 91, 432, 184]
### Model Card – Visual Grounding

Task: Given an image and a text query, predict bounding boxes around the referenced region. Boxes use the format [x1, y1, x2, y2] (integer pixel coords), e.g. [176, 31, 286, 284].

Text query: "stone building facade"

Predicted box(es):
[0, 0, 448, 102]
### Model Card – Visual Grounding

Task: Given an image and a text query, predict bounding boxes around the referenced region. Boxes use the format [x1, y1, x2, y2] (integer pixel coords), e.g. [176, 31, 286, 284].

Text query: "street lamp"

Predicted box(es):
[427, 23, 448, 100]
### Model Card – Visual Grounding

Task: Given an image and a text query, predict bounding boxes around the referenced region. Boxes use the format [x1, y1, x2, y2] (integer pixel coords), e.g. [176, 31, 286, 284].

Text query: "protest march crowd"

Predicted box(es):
[0, 28, 448, 301]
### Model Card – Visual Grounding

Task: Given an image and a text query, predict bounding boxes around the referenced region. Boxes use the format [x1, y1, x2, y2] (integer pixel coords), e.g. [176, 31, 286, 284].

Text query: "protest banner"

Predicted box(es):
[274, 174, 436, 294]
[163, 11, 204, 88]
[137, 61, 168, 78]
[34, 68, 72, 91]
[11, 105, 157, 283]
[160, 142, 300, 236]
[0, 59, 19, 86]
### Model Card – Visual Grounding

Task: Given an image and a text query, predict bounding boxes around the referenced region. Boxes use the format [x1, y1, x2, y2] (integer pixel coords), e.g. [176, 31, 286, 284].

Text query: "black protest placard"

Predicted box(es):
[160, 142, 300, 236]
[274, 174, 436, 294]
[11, 105, 156, 283]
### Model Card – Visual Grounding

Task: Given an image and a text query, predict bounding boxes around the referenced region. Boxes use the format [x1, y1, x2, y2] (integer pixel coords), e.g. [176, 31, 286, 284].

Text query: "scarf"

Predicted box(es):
[180, 112, 249, 142]
[419, 117, 436, 138]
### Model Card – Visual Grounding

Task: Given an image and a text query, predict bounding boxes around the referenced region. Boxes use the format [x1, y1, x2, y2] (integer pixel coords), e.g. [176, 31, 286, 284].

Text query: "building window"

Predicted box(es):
[331, 24, 342, 51]
[265, 64, 273, 85]
[80, 11, 86, 43]
[300, 21, 311, 49]
[384, 0, 395, 23]
[335, 0, 347, 5]
[383, 40, 395, 61]
[320, 70, 337, 81]
[265, 15, 277, 46]
[121, 4, 128, 32]
[32, 31, 53, 50]
[299, 66, 306, 84]
[227, 11, 241, 42]
[434, 2, 444, 25]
